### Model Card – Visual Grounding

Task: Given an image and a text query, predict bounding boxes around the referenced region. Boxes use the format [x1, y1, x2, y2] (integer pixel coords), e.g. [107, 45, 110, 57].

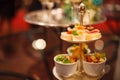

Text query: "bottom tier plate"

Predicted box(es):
[53, 65, 110, 80]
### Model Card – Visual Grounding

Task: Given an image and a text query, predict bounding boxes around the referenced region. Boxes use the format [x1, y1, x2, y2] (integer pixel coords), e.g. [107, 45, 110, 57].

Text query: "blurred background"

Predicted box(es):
[0, 0, 120, 80]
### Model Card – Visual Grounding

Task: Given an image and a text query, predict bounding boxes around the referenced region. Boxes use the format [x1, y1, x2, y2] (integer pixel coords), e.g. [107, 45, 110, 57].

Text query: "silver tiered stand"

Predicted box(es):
[55, 2, 106, 80]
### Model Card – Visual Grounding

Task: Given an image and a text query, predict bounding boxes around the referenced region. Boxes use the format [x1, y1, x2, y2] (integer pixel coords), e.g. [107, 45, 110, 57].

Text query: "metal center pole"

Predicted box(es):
[78, 3, 86, 25]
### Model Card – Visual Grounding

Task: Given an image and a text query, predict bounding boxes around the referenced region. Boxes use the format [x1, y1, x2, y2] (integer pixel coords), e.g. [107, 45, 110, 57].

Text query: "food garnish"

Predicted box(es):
[56, 54, 77, 63]
[84, 52, 106, 63]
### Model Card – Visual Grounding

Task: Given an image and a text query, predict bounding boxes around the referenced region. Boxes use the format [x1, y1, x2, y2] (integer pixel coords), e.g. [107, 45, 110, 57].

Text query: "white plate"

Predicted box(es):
[53, 65, 110, 80]
[53, 67, 63, 80]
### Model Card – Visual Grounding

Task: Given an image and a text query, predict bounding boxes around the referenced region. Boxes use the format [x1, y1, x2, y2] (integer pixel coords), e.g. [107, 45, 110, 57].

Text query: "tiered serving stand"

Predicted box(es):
[53, 28, 104, 80]
[53, 37, 104, 80]
[53, 2, 106, 80]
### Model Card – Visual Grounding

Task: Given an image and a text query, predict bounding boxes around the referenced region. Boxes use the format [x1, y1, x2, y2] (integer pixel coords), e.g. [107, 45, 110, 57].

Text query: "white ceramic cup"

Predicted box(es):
[83, 57, 106, 76]
[54, 54, 78, 77]
[67, 46, 91, 56]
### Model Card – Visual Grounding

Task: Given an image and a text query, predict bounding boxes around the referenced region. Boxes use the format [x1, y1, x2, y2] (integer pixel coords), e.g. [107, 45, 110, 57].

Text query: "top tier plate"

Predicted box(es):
[24, 8, 106, 27]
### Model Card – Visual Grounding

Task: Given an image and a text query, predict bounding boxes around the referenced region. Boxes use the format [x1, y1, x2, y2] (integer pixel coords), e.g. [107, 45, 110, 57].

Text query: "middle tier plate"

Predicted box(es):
[60, 35, 102, 43]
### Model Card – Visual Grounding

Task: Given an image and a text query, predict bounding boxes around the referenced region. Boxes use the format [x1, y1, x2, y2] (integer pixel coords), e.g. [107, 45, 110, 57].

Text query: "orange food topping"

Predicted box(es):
[67, 31, 71, 34]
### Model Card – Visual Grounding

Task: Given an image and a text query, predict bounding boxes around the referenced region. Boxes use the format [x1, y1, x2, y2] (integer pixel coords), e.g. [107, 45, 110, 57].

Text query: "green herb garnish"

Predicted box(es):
[84, 48, 88, 54]
[72, 30, 78, 36]
[56, 55, 70, 63]
[100, 53, 106, 59]
[69, 49, 74, 53]
[72, 44, 77, 47]
[63, 58, 70, 63]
